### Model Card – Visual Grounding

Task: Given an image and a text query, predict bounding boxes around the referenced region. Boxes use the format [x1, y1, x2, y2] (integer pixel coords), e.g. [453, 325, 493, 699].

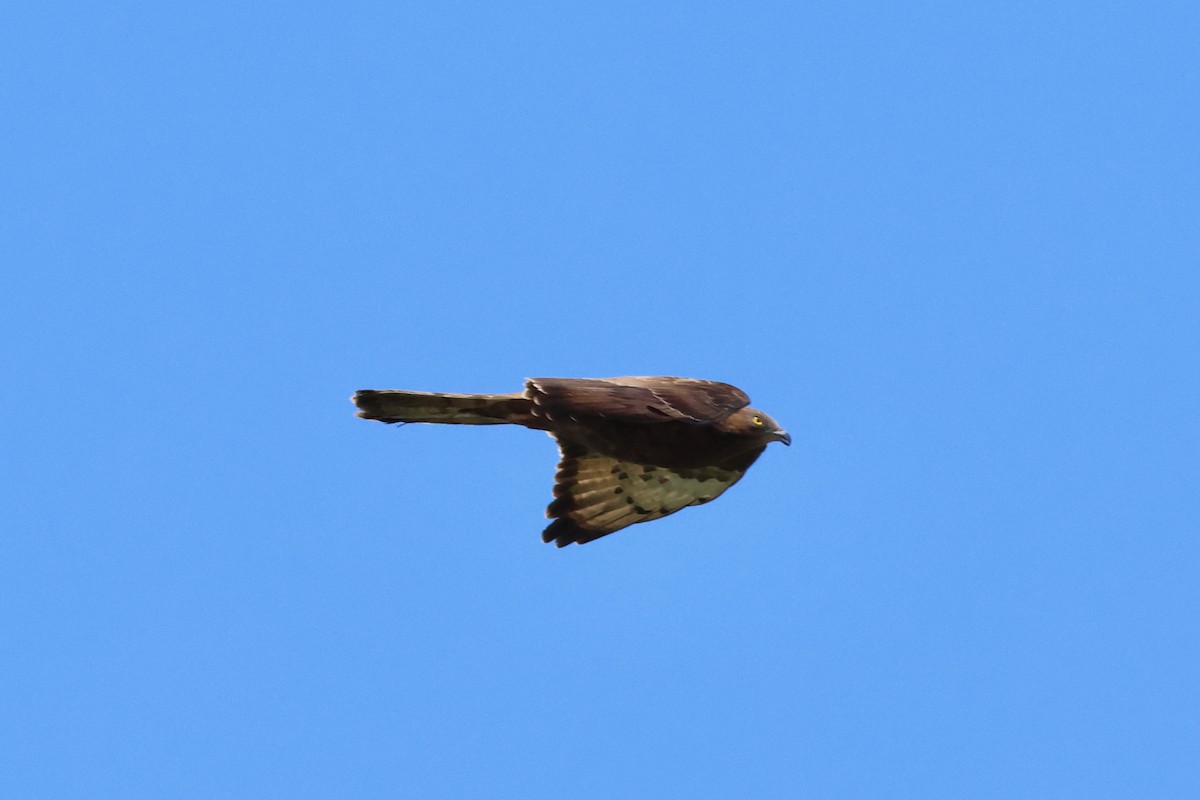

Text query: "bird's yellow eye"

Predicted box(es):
[751, 415, 764, 426]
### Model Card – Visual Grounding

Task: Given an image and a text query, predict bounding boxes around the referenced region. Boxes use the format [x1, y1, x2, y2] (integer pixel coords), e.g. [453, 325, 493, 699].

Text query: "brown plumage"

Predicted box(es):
[351, 376, 790, 547]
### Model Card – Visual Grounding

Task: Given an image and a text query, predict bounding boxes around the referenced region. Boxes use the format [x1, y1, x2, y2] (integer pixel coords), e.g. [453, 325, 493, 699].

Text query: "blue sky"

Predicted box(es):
[3, 2, 1198, 797]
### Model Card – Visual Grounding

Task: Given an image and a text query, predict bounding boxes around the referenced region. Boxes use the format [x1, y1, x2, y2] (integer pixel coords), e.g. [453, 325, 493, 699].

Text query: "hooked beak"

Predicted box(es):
[774, 429, 792, 446]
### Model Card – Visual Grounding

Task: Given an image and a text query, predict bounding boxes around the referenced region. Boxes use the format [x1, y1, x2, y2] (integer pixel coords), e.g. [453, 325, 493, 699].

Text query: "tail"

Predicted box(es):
[351, 389, 539, 427]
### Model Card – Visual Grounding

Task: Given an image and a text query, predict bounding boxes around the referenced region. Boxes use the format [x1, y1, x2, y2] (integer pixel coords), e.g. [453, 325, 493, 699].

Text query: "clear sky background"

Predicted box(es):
[3, 2, 1198, 798]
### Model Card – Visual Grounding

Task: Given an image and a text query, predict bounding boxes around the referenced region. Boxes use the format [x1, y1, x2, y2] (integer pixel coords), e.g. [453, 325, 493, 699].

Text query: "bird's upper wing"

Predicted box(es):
[543, 438, 746, 546]
[525, 376, 749, 425]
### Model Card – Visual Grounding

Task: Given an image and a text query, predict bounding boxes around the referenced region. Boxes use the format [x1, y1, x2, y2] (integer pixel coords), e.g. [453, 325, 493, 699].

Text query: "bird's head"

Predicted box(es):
[725, 407, 791, 447]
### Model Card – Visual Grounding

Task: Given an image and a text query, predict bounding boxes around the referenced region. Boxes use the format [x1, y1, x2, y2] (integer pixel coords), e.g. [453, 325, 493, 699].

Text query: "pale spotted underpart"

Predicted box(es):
[543, 440, 743, 546]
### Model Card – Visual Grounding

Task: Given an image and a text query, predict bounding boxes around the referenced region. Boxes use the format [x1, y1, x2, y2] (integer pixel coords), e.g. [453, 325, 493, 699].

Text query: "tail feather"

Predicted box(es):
[352, 389, 537, 426]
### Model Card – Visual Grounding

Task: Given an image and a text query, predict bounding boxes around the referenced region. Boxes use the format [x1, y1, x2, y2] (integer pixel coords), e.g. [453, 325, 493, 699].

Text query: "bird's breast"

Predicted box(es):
[559, 420, 765, 471]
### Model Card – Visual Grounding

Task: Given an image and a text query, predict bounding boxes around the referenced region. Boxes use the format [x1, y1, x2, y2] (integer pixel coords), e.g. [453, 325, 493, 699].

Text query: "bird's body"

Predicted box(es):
[352, 376, 789, 546]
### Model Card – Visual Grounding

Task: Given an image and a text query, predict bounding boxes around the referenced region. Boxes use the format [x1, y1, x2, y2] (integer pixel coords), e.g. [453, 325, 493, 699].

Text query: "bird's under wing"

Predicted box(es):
[543, 438, 744, 546]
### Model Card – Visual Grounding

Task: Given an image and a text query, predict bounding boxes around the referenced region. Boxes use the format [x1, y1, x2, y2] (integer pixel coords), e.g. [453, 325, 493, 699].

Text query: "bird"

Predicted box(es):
[351, 376, 790, 547]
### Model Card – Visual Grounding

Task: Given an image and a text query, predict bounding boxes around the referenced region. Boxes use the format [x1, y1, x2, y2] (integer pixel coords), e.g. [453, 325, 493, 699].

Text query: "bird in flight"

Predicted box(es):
[352, 376, 790, 547]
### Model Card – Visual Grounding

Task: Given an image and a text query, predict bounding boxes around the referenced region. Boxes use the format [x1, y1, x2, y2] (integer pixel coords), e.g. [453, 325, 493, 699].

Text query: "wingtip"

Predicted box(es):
[542, 517, 583, 547]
